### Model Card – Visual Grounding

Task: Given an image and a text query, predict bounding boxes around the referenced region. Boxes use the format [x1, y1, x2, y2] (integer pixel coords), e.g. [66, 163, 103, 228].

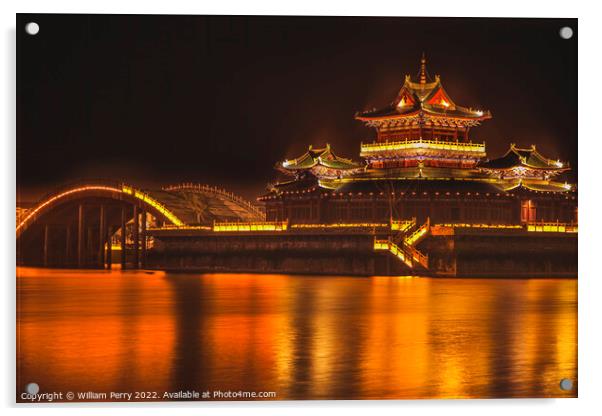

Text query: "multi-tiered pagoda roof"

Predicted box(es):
[356, 75, 492, 124]
[356, 54, 491, 129]
[478, 144, 568, 173]
[261, 55, 574, 200]
[278, 144, 363, 178]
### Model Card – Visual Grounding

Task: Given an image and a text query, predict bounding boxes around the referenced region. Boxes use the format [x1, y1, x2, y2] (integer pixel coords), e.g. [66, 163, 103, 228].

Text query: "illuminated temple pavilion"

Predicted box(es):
[259, 56, 577, 227]
[16, 55, 578, 277]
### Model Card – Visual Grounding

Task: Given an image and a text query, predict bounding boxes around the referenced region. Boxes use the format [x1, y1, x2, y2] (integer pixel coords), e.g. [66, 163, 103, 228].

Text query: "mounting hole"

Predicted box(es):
[559, 378, 573, 391]
[25, 382, 40, 395]
[25, 22, 40, 36]
[559, 26, 573, 40]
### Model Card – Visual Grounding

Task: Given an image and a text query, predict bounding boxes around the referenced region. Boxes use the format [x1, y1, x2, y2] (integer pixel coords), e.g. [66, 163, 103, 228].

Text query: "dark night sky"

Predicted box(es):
[17, 14, 577, 202]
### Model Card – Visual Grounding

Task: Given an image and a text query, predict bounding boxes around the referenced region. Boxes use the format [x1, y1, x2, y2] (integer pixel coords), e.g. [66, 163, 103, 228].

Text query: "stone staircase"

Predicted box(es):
[374, 217, 431, 271]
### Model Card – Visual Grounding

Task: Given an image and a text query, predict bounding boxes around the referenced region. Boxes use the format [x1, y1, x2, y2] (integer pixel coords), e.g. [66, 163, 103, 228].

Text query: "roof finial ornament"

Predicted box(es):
[419, 52, 427, 85]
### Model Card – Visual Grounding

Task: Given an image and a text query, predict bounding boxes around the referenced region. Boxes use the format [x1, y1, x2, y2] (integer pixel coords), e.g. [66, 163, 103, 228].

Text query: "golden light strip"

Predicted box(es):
[121, 185, 184, 226]
[527, 223, 577, 233]
[437, 223, 523, 229]
[433, 222, 577, 233]
[291, 222, 389, 229]
[148, 225, 212, 231]
[361, 138, 485, 154]
[16, 185, 123, 234]
[212, 221, 288, 232]
[16, 184, 185, 235]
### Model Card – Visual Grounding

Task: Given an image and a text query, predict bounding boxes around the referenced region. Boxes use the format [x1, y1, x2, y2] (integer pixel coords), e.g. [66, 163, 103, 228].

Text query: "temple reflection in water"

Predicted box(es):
[17, 268, 578, 400]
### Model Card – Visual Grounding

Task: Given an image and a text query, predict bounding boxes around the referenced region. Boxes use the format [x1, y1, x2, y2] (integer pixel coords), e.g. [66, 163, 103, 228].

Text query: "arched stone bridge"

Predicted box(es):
[16, 181, 264, 268]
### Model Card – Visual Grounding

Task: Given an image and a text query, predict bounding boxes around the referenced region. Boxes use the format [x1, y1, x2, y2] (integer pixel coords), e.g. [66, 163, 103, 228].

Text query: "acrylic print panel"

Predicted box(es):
[16, 14, 577, 402]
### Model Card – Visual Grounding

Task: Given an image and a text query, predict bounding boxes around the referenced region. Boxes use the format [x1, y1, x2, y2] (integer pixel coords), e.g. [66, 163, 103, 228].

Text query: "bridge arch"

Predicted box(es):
[16, 182, 186, 268]
[17, 183, 184, 238]
[16, 181, 265, 268]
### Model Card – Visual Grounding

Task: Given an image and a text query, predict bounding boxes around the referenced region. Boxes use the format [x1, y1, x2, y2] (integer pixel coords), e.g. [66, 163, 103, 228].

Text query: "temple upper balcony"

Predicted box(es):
[360, 138, 487, 160]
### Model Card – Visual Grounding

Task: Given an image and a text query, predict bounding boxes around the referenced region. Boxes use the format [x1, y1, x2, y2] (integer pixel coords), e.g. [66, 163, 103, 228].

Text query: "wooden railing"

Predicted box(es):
[436, 223, 523, 229]
[404, 218, 431, 246]
[213, 221, 288, 232]
[374, 238, 413, 268]
[432, 221, 577, 233]
[361, 138, 486, 154]
[162, 183, 265, 218]
[391, 218, 415, 232]
[291, 222, 390, 229]
[526, 221, 578, 233]
[404, 244, 429, 269]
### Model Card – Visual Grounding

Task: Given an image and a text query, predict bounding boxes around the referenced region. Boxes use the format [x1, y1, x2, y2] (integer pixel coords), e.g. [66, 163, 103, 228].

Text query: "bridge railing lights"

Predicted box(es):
[17, 185, 126, 235]
[121, 185, 184, 226]
[212, 221, 289, 232]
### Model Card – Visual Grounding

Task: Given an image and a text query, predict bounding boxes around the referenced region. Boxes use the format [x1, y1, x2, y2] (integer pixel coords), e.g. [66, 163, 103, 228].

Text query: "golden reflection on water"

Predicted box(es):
[17, 268, 577, 401]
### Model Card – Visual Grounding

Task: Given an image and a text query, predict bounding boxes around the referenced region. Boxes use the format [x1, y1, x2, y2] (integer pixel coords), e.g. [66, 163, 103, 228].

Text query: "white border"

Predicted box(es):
[2, 1, 601, 415]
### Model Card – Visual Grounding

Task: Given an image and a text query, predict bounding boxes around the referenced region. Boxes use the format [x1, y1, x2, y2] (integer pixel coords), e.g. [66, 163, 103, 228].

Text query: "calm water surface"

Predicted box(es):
[17, 267, 577, 401]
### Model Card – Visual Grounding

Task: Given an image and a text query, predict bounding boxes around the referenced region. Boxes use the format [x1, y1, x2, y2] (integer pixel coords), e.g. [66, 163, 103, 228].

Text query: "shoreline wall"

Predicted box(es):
[148, 230, 577, 278]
